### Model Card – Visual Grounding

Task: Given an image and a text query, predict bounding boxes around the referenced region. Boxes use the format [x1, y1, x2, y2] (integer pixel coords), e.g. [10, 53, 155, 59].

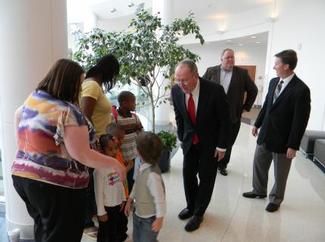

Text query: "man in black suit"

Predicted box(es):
[171, 60, 230, 231]
[203, 48, 258, 176]
[243, 49, 311, 212]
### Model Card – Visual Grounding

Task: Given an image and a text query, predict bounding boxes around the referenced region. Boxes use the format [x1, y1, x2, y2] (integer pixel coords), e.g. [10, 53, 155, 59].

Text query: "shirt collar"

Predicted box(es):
[190, 78, 200, 97]
[139, 162, 152, 173]
[281, 73, 295, 85]
[221, 65, 233, 73]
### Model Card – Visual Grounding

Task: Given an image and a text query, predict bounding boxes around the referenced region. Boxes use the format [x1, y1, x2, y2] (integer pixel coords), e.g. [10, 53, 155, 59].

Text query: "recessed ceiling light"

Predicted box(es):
[251, 36, 256, 39]
[239, 43, 243, 46]
[226, 39, 232, 42]
[255, 41, 261, 44]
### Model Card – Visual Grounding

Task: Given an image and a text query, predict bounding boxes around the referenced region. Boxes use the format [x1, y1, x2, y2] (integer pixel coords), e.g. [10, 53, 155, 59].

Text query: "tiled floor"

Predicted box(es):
[1, 123, 325, 242]
[83, 123, 325, 242]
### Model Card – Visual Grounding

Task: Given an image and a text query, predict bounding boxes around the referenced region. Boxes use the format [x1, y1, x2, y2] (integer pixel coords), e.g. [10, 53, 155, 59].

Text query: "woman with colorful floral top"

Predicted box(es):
[11, 59, 126, 242]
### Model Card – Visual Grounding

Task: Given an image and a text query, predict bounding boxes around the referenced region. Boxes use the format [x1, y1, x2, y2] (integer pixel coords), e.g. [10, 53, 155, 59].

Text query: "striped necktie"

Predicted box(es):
[273, 80, 284, 103]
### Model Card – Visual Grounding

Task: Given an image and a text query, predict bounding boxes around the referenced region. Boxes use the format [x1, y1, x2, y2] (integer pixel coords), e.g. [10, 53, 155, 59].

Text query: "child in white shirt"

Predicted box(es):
[94, 134, 128, 242]
[125, 132, 166, 242]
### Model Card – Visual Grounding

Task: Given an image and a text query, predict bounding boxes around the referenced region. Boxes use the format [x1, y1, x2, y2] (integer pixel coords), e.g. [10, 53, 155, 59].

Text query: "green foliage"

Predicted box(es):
[157, 131, 177, 151]
[73, 10, 204, 132]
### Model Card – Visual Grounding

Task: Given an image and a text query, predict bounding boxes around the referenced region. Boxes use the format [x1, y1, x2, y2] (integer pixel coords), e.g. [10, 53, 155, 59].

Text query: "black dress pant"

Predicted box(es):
[85, 168, 97, 228]
[97, 205, 128, 242]
[218, 120, 241, 169]
[183, 144, 218, 217]
[12, 175, 86, 242]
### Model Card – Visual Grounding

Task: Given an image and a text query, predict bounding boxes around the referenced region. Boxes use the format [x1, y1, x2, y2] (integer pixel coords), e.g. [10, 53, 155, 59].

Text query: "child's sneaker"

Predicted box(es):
[83, 226, 98, 241]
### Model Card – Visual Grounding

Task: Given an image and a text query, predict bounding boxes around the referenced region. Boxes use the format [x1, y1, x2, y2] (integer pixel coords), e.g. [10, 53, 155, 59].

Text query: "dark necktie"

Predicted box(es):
[187, 93, 199, 144]
[273, 80, 284, 103]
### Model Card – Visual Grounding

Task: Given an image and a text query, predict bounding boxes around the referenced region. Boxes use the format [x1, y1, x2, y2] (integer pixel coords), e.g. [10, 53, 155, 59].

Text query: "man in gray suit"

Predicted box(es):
[243, 49, 311, 212]
[203, 48, 258, 175]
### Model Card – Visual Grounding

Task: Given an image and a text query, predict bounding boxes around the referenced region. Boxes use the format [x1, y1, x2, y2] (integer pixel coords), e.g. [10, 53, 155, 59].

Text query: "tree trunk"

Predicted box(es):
[150, 93, 155, 133]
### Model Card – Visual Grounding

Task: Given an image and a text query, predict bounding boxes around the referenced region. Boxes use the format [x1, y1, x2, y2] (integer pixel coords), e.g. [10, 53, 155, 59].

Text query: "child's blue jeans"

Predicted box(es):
[133, 213, 158, 242]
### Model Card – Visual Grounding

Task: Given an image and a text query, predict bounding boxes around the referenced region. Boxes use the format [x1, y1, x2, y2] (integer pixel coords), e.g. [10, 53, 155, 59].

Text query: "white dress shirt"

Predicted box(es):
[185, 78, 200, 113]
[278, 73, 295, 96]
[220, 68, 233, 94]
[184, 78, 226, 152]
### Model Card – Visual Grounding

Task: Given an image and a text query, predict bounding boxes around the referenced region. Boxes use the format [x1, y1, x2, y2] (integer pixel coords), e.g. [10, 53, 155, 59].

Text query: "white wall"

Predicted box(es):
[97, 16, 133, 32]
[266, 0, 325, 130]
[179, 0, 325, 130]
[186, 42, 268, 106]
[90, 0, 325, 130]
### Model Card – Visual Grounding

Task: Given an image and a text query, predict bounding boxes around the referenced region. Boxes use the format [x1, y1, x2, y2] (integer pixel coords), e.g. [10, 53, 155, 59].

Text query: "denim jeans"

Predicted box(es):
[133, 213, 158, 242]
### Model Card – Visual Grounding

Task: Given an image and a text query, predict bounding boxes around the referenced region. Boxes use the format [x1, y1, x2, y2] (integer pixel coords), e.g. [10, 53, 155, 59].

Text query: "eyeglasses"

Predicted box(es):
[175, 79, 189, 85]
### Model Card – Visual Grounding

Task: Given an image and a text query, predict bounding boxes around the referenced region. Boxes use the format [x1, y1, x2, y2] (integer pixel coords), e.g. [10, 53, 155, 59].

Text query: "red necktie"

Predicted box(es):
[187, 93, 199, 144]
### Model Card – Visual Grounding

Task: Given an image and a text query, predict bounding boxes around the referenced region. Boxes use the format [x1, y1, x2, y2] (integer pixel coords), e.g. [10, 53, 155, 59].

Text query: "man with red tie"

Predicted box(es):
[171, 60, 230, 231]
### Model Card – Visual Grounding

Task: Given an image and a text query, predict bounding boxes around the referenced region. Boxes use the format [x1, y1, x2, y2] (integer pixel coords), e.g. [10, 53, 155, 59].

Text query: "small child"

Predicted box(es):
[113, 91, 143, 192]
[125, 132, 166, 242]
[94, 134, 128, 242]
[107, 122, 129, 196]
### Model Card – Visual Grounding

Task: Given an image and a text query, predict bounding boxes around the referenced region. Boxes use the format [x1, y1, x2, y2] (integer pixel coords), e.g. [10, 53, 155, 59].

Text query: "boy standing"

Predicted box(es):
[113, 91, 143, 191]
[125, 132, 166, 242]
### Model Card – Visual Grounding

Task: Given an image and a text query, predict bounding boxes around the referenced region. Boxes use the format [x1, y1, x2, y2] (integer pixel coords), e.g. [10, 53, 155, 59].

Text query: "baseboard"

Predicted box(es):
[313, 157, 325, 173]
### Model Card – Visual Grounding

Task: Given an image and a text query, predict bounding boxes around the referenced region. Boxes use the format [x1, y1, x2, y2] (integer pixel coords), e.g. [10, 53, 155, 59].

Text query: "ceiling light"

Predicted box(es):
[239, 43, 243, 46]
[226, 39, 232, 42]
[255, 41, 261, 44]
[128, 3, 134, 7]
[110, 8, 117, 13]
[251, 36, 256, 39]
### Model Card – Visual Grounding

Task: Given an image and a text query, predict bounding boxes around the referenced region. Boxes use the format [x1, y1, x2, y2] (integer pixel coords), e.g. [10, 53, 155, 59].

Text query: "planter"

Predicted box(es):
[158, 149, 171, 173]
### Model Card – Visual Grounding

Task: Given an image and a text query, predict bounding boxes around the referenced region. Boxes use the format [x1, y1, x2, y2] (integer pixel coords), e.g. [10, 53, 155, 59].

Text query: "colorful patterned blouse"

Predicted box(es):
[11, 90, 96, 189]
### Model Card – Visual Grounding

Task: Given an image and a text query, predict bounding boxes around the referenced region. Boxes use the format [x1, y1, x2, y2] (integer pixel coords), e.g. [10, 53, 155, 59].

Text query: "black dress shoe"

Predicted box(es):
[265, 203, 280, 212]
[242, 191, 267, 199]
[185, 215, 203, 232]
[178, 208, 193, 220]
[219, 168, 228, 176]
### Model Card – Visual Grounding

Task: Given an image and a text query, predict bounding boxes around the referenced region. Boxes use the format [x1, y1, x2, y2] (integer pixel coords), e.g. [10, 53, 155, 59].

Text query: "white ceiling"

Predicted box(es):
[172, 0, 273, 20]
[67, 0, 272, 45]
[69, 0, 273, 20]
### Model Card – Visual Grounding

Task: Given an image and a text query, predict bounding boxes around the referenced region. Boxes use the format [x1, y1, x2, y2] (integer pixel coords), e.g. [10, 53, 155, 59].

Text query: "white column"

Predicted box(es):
[0, 0, 68, 239]
[152, 0, 174, 126]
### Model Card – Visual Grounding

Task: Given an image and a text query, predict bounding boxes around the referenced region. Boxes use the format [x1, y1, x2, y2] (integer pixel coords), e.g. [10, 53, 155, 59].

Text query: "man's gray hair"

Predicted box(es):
[177, 59, 198, 74]
[221, 48, 234, 57]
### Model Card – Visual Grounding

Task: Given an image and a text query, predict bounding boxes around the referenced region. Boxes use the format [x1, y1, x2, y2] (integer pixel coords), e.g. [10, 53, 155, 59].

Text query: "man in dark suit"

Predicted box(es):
[171, 60, 230, 231]
[203, 48, 258, 176]
[243, 49, 311, 212]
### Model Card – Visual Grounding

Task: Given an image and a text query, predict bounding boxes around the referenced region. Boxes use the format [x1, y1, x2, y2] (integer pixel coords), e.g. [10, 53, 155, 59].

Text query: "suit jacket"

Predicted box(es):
[171, 78, 230, 156]
[203, 65, 258, 123]
[255, 75, 311, 153]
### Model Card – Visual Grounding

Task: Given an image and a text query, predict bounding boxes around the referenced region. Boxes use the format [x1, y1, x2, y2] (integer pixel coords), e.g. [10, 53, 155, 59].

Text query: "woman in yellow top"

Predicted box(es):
[80, 54, 120, 234]
[81, 54, 120, 137]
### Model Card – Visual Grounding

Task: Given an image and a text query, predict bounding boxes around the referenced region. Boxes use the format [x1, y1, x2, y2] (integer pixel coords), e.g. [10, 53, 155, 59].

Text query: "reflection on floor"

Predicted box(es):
[1, 123, 325, 242]
[83, 123, 325, 242]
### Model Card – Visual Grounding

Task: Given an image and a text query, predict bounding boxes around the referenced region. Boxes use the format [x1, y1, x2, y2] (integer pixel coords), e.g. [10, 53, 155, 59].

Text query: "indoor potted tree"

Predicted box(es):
[157, 130, 177, 173]
[73, 9, 204, 132]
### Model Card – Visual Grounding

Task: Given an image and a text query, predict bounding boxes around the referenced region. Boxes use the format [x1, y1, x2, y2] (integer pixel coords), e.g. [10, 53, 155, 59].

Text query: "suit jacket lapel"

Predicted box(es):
[271, 75, 297, 109]
[214, 66, 221, 84]
[227, 67, 238, 96]
[196, 78, 206, 124]
[178, 88, 192, 124]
